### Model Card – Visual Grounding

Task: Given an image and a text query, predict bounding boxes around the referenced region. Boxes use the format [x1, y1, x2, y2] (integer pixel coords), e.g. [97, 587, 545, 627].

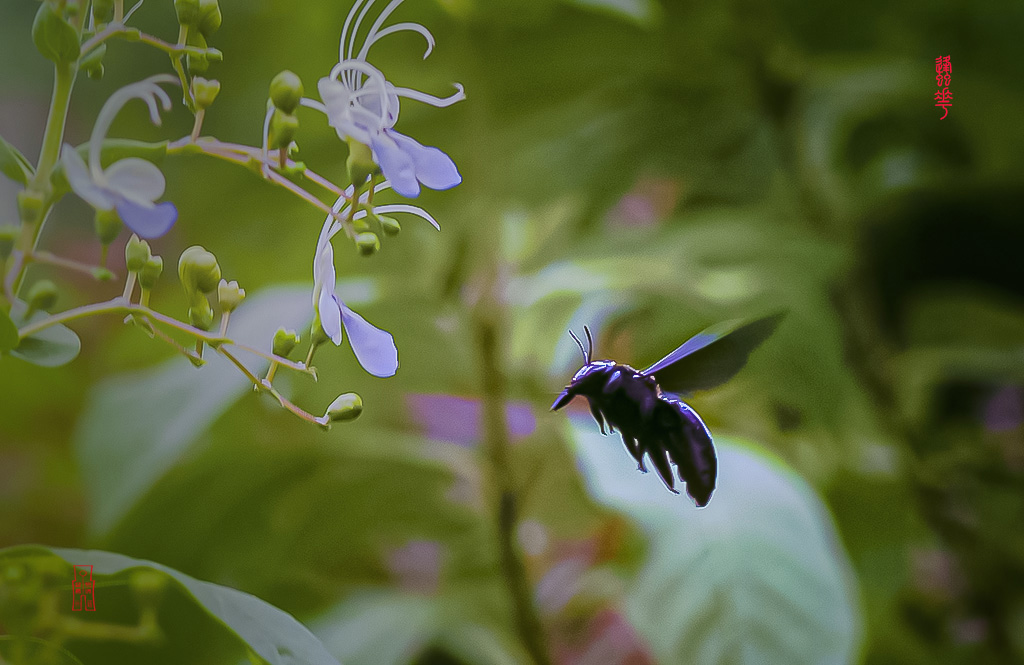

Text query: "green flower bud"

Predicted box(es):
[125, 234, 152, 272]
[26, 279, 58, 315]
[137, 255, 163, 290]
[346, 138, 376, 188]
[269, 71, 304, 114]
[378, 215, 401, 236]
[0, 226, 18, 260]
[272, 328, 300, 357]
[352, 215, 372, 232]
[188, 297, 214, 330]
[326, 393, 363, 422]
[92, 0, 115, 23]
[186, 31, 209, 74]
[32, 2, 80, 65]
[311, 314, 330, 346]
[198, 0, 222, 38]
[217, 279, 245, 312]
[81, 43, 107, 80]
[269, 110, 299, 150]
[130, 570, 167, 606]
[174, 0, 201, 25]
[17, 190, 45, 226]
[94, 208, 122, 246]
[191, 77, 221, 110]
[178, 245, 221, 294]
[356, 231, 380, 256]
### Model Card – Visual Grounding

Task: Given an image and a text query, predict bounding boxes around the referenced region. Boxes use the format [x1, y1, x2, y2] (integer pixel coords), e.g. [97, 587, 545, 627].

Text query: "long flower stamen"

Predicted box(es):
[346, 0, 380, 67]
[340, 0, 373, 63]
[260, 103, 274, 171]
[372, 204, 440, 230]
[358, 21, 434, 61]
[391, 83, 465, 107]
[358, 0, 409, 58]
[88, 75, 177, 181]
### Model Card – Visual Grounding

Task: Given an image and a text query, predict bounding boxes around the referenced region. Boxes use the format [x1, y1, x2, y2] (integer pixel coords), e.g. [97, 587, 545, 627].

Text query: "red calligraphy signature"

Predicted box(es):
[935, 55, 952, 119]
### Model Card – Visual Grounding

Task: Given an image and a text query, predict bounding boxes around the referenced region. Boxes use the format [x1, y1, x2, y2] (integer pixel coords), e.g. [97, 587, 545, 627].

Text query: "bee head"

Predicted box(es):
[552, 326, 614, 410]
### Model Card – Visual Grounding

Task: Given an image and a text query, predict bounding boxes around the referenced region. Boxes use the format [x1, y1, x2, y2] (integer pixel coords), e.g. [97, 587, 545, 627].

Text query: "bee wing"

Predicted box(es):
[640, 312, 784, 393]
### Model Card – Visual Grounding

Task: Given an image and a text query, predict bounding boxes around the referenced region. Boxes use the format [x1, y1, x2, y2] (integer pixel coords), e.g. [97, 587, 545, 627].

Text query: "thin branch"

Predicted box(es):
[29, 251, 115, 281]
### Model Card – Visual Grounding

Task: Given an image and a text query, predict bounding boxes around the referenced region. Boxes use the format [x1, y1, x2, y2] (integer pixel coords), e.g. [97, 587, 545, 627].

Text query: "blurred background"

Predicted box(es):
[2, 0, 1023, 663]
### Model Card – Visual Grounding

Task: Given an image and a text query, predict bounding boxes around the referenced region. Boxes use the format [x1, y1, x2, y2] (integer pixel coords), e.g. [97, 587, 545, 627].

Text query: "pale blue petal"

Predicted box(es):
[340, 303, 398, 377]
[387, 130, 461, 191]
[115, 197, 177, 239]
[319, 292, 344, 346]
[370, 133, 419, 198]
[105, 158, 166, 203]
[61, 144, 114, 209]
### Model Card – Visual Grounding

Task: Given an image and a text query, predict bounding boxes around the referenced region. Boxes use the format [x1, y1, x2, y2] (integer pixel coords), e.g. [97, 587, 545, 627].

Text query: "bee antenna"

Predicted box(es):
[583, 325, 594, 363]
[568, 329, 589, 364]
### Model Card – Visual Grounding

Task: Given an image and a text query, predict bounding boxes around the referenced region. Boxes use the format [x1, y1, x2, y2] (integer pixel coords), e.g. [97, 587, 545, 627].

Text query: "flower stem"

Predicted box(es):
[191, 109, 205, 142]
[475, 310, 552, 665]
[3, 62, 78, 304]
[32, 64, 76, 192]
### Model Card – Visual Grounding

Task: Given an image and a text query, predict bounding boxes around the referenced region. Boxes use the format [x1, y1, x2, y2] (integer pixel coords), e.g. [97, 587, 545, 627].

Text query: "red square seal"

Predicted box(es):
[71, 565, 96, 612]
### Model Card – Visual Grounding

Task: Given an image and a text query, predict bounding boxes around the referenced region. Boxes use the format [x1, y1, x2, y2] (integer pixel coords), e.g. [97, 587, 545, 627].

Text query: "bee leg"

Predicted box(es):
[622, 435, 646, 472]
[649, 445, 679, 494]
[589, 401, 607, 435]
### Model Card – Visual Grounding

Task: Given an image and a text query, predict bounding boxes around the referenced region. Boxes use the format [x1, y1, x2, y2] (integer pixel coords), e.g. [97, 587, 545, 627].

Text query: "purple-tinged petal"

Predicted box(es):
[105, 158, 166, 203]
[386, 130, 461, 191]
[370, 133, 419, 198]
[61, 144, 114, 209]
[339, 302, 398, 377]
[319, 292, 344, 346]
[115, 197, 177, 239]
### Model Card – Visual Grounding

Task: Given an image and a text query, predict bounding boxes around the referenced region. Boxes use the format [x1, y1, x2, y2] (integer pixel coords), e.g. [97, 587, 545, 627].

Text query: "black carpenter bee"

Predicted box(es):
[551, 313, 783, 507]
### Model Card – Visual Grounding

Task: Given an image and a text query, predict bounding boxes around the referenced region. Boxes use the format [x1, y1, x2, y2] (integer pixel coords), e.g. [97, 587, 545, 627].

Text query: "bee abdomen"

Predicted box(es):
[656, 396, 717, 506]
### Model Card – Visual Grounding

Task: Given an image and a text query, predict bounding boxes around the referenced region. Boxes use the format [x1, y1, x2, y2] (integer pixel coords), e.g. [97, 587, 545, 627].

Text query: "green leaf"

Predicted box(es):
[0, 545, 341, 665]
[73, 283, 368, 536]
[31, 2, 80, 65]
[0, 306, 18, 352]
[569, 421, 862, 664]
[51, 139, 169, 198]
[564, 0, 661, 25]
[0, 637, 84, 665]
[8, 300, 81, 367]
[0, 135, 35, 185]
[313, 589, 521, 665]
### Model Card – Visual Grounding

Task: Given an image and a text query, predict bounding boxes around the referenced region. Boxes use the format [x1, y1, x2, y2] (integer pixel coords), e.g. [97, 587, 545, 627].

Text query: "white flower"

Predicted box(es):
[60, 75, 179, 239]
[304, 0, 465, 198]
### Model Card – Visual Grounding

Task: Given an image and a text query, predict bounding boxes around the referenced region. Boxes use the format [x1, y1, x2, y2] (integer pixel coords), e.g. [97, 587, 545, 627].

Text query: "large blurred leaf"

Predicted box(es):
[568, 418, 862, 664]
[74, 282, 373, 537]
[8, 299, 82, 367]
[0, 305, 18, 351]
[313, 588, 522, 665]
[0, 545, 340, 665]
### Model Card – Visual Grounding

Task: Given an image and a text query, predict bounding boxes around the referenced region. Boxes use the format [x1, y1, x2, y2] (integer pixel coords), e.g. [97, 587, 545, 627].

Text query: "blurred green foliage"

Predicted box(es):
[2, 0, 1023, 664]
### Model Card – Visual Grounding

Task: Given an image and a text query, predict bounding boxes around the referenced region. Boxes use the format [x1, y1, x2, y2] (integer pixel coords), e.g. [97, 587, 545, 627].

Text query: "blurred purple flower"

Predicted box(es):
[386, 539, 442, 594]
[983, 385, 1023, 432]
[405, 393, 537, 446]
